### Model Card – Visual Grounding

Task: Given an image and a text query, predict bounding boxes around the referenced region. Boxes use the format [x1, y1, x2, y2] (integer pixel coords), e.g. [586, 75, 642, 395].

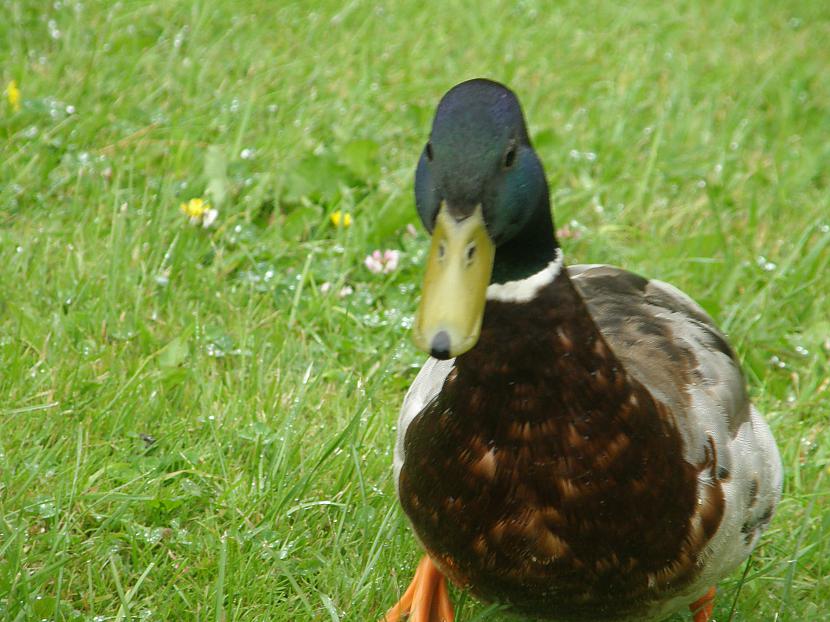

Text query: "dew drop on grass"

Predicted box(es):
[756, 256, 777, 272]
[795, 346, 809, 357]
[206, 343, 225, 357]
[800, 437, 816, 454]
[48, 19, 61, 39]
[37, 500, 57, 518]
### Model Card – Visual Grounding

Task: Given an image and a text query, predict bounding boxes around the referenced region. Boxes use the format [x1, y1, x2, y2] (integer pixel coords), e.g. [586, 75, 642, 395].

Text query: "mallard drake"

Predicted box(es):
[382, 79, 783, 622]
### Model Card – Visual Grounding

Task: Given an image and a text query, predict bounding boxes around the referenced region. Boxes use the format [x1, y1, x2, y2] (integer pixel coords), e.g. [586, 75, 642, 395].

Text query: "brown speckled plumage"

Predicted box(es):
[399, 271, 727, 620]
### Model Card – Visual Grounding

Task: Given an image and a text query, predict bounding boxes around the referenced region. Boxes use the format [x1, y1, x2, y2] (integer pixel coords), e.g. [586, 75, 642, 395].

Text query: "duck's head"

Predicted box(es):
[413, 78, 557, 359]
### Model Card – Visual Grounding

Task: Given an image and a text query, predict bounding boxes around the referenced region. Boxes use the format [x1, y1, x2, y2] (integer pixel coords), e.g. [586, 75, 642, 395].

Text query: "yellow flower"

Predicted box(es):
[180, 197, 218, 228]
[180, 197, 209, 219]
[6, 80, 21, 112]
[330, 210, 352, 228]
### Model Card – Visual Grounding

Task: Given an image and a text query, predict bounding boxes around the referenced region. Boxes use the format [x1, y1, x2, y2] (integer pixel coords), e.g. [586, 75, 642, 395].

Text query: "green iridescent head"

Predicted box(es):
[412, 79, 557, 359]
[414, 78, 550, 250]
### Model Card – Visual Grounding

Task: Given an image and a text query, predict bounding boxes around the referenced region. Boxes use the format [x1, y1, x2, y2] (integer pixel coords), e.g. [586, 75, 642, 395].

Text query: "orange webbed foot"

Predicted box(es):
[689, 586, 716, 622]
[381, 555, 455, 622]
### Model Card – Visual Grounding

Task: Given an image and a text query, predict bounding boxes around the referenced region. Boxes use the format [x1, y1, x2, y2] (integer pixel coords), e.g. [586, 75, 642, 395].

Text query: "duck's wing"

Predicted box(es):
[393, 357, 455, 492]
[569, 264, 783, 578]
[568, 264, 747, 461]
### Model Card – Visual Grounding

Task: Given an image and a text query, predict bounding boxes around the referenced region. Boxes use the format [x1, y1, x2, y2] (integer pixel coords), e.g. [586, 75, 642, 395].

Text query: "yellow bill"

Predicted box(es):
[413, 204, 495, 359]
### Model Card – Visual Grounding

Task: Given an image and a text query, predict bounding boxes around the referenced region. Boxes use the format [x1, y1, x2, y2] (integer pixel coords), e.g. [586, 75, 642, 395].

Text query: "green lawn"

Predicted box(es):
[1, 1, 829, 620]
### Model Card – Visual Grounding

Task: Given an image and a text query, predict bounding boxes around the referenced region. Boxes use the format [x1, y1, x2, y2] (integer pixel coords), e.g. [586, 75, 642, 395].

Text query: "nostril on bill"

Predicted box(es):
[430, 330, 451, 359]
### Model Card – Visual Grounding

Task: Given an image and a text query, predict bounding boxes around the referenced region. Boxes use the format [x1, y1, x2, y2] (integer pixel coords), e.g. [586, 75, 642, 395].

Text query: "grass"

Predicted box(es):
[1, 0, 829, 619]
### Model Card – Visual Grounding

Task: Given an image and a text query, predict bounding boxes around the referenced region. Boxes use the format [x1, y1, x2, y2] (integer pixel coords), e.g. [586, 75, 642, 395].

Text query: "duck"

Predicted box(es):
[382, 79, 783, 622]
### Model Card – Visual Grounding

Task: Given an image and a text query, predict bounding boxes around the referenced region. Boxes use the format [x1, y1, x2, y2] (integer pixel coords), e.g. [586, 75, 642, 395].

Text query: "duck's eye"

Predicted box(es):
[503, 146, 517, 169]
[425, 142, 434, 161]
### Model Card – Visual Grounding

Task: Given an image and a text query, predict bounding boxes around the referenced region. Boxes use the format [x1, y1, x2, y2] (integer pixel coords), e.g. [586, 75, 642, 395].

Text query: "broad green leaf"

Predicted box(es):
[158, 335, 189, 368]
[281, 155, 355, 205]
[340, 139, 380, 180]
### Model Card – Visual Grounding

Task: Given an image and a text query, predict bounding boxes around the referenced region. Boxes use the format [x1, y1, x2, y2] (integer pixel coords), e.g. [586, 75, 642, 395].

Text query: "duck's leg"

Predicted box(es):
[381, 555, 455, 622]
[688, 586, 716, 622]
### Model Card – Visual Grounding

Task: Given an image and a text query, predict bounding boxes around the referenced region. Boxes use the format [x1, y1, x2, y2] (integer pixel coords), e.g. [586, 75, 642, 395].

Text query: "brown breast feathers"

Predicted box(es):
[399, 273, 724, 621]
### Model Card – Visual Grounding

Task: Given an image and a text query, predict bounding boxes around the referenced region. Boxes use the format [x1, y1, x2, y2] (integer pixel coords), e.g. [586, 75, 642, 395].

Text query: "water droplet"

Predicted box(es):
[37, 500, 57, 518]
[240, 147, 255, 160]
[795, 345, 809, 357]
[48, 19, 61, 39]
[206, 343, 225, 358]
[173, 26, 188, 49]
[756, 256, 777, 272]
